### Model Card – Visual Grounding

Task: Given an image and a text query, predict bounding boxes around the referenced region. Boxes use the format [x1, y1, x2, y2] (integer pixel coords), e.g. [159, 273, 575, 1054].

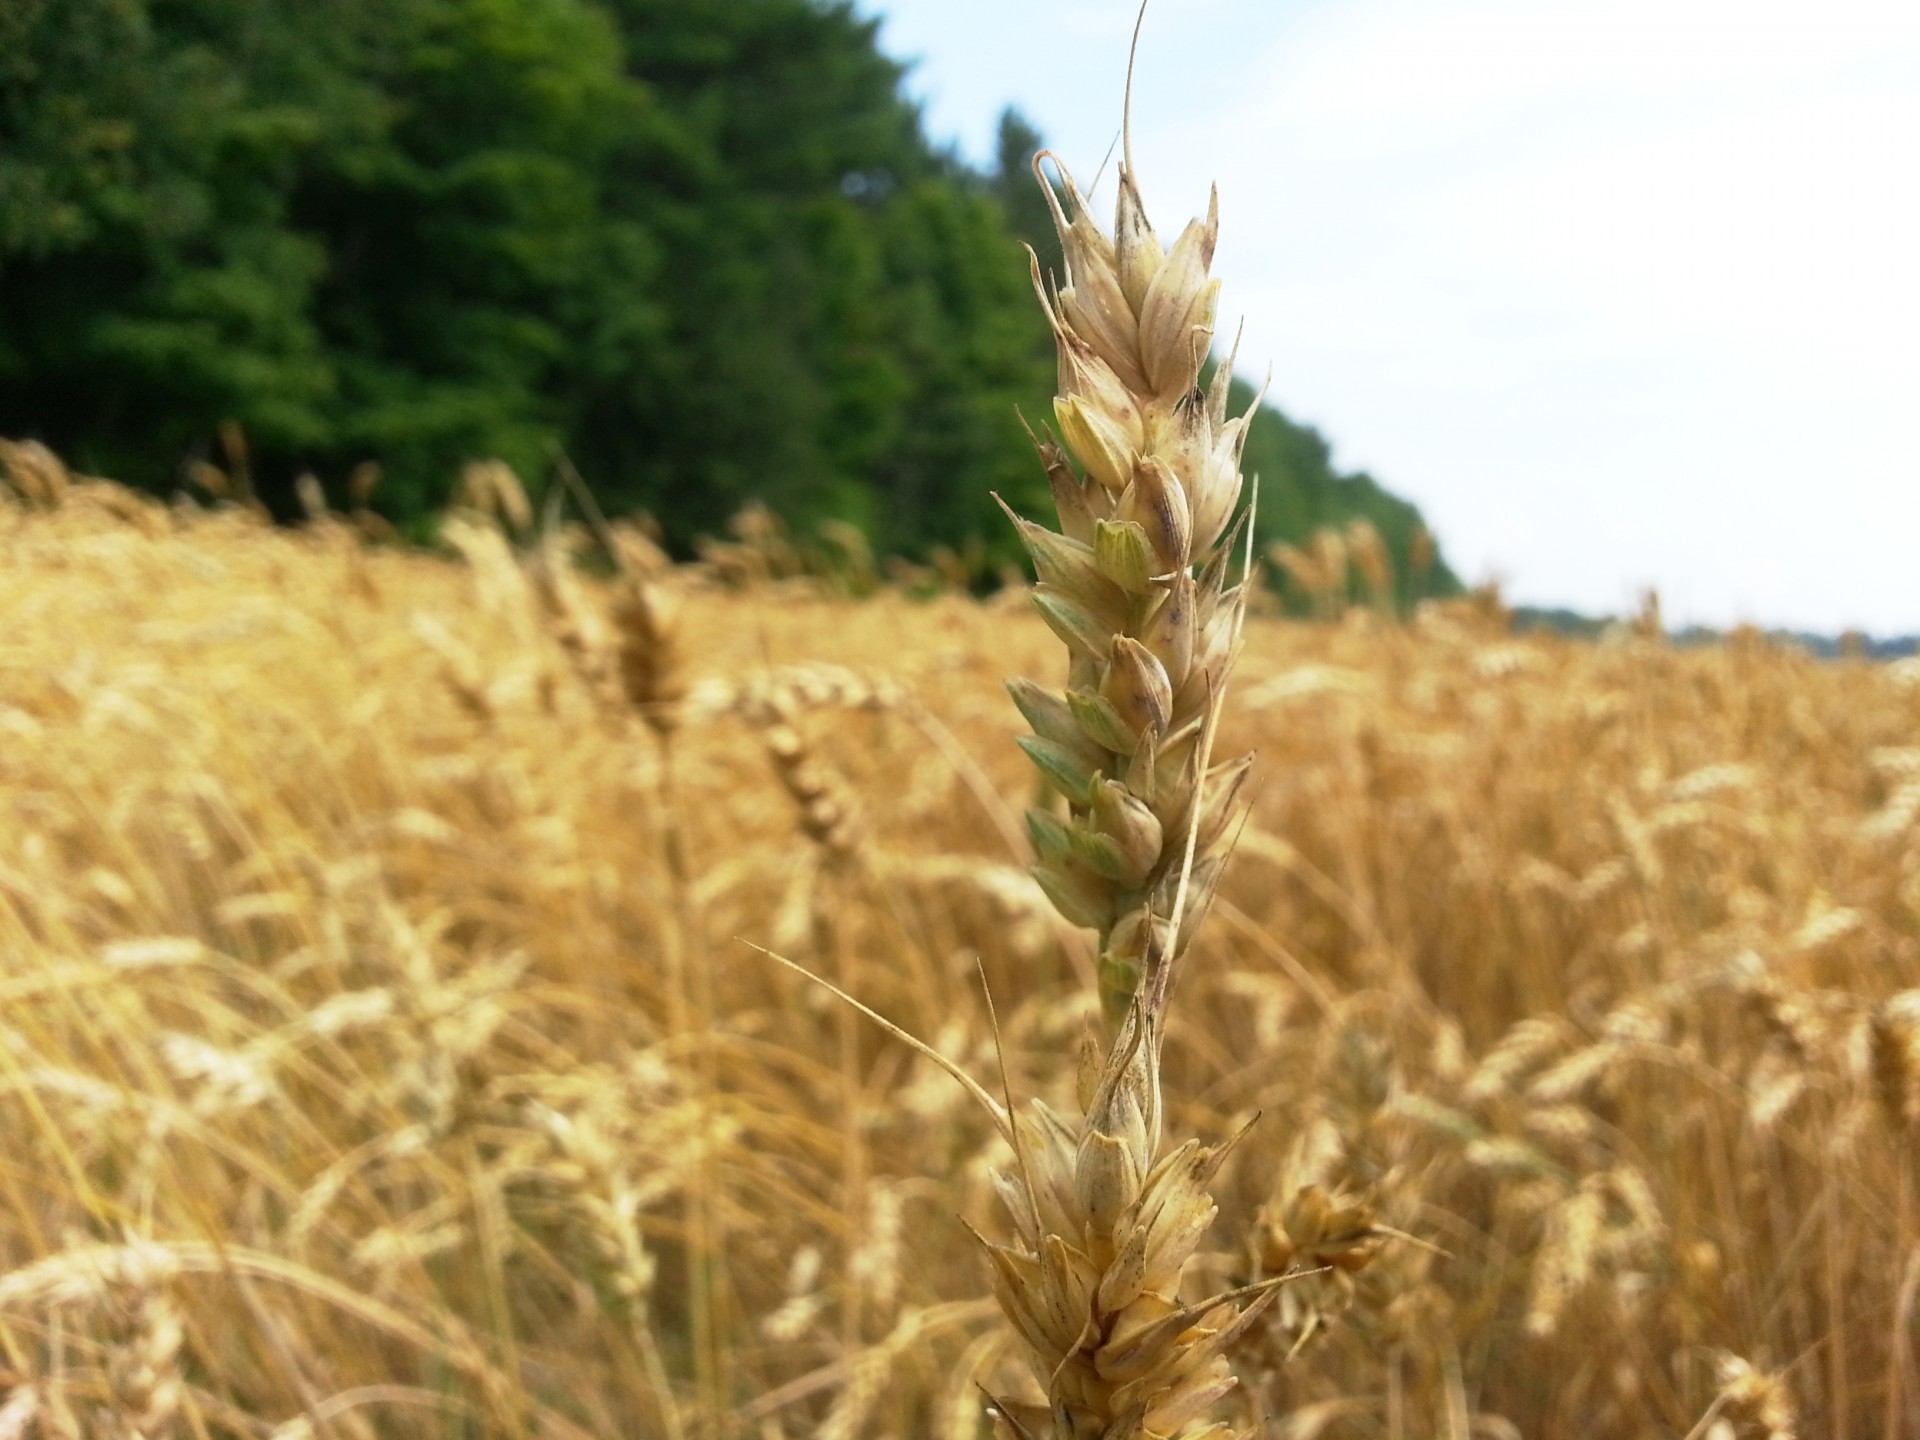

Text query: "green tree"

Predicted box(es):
[576, 0, 1055, 556]
[0, 0, 1456, 589]
[0, 0, 340, 480]
[1, 0, 659, 516]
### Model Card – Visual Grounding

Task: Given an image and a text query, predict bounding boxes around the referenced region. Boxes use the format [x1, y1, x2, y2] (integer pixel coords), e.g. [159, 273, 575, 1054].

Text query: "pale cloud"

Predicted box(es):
[866, 0, 1920, 632]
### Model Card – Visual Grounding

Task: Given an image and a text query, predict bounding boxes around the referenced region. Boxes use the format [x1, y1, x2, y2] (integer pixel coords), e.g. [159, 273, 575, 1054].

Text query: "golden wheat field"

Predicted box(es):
[3, 458, 1919, 1439]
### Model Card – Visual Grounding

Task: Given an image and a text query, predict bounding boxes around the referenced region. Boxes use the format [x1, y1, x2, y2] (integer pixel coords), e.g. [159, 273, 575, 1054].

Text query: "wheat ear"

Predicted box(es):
[1008, 139, 1260, 1024]
[977, 30, 1278, 1435]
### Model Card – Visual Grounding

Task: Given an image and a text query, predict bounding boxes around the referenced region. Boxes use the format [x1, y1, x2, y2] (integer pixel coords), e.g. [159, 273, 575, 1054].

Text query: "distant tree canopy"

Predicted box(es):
[0, 0, 1457, 595]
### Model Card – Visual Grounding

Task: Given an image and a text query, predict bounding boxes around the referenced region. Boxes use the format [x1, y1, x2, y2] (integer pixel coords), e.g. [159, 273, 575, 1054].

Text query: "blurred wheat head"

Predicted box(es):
[5, 441, 1920, 1437]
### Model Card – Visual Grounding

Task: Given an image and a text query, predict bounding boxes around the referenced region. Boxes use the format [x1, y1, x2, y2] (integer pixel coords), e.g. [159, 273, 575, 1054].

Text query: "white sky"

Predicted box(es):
[858, 0, 1920, 633]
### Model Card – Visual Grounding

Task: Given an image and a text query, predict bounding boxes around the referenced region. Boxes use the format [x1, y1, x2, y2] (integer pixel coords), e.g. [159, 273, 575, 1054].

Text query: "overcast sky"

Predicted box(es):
[858, 0, 1920, 634]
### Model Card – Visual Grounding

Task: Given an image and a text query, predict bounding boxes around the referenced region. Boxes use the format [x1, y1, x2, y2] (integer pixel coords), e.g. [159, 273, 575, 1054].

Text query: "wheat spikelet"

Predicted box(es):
[1704, 1353, 1797, 1440]
[0, 1240, 185, 1440]
[1235, 1011, 1421, 1367]
[1008, 137, 1256, 1022]
[0, 1239, 183, 1310]
[1343, 520, 1394, 616]
[1867, 990, 1920, 1130]
[977, 1014, 1273, 1440]
[760, 712, 863, 857]
[760, 1246, 826, 1343]
[295, 472, 331, 525]
[1406, 525, 1434, 592]
[696, 500, 804, 587]
[1246, 1181, 1381, 1352]
[185, 456, 232, 499]
[610, 575, 687, 737]
[530, 527, 620, 698]
[0, 437, 72, 509]
[1266, 528, 1357, 619]
[692, 663, 905, 726]
[454, 459, 534, 536]
[701, 664, 903, 856]
[1266, 541, 1324, 615]
[525, 475, 687, 736]
[1308, 530, 1348, 614]
[102, 1286, 185, 1440]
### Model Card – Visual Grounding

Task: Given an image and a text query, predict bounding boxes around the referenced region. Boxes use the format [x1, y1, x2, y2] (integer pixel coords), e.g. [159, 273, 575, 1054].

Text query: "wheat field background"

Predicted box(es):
[1, 459, 1917, 1438]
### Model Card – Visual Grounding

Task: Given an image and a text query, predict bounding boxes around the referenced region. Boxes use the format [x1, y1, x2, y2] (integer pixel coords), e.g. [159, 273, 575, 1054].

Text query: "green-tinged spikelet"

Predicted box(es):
[982, 98, 1273, 1435]
[1009, 147, 1260, 1024]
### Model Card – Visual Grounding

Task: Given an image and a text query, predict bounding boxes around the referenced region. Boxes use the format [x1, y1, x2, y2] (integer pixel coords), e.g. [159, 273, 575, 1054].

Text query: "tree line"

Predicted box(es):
[0, 0, 1456, 602]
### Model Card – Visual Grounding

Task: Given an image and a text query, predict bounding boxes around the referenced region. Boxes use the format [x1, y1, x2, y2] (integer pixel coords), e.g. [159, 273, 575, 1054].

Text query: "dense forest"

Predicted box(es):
[0, 0, 1456, 596]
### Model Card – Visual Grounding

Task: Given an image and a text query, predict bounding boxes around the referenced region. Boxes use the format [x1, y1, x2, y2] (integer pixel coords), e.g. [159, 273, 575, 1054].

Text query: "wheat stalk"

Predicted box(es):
[971, 19, 1280, 1435]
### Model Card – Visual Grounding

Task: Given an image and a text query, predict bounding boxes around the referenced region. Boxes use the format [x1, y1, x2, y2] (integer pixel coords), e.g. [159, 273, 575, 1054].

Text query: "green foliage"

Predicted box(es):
[0, 0, 1452, 589]
[567, 2, 1056, 554]
[1, 0, 642, 507]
